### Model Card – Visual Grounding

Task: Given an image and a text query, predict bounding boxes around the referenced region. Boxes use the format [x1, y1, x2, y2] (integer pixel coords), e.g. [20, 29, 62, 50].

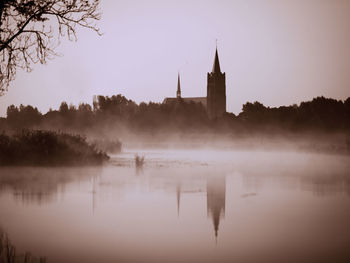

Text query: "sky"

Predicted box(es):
[1, 0, 350, 116]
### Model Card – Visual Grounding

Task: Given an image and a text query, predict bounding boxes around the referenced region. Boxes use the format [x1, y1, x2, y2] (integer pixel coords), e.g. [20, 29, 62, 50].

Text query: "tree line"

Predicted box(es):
[1, 95, 350, 136]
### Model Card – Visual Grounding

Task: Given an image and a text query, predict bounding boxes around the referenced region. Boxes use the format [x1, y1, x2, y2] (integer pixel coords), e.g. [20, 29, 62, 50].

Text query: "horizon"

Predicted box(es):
[2, 93, 350, 117]
[1, 0, 350, 117]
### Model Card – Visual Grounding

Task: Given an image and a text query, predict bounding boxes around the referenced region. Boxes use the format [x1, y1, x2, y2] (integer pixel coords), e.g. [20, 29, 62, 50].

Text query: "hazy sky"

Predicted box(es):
[1, 0, 350, 116]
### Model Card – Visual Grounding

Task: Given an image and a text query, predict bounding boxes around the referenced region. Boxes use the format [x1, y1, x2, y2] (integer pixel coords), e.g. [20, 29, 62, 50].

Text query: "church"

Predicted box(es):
[163, 47, 227, 119]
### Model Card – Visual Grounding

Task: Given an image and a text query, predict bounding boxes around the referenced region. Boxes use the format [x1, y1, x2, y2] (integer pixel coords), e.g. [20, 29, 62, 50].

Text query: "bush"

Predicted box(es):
[91, 139, 122, 154]
[0, 130, 109, 166]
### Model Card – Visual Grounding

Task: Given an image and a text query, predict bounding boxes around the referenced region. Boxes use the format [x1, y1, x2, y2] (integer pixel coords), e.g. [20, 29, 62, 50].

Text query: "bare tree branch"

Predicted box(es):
[0, 0, 101, 95]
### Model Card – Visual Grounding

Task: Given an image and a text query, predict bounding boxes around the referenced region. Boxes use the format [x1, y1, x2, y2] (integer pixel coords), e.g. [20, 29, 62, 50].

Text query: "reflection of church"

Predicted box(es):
[207, 176, 226, 239]
[163, 47, 227, 119]
[176, 175, 226, 240]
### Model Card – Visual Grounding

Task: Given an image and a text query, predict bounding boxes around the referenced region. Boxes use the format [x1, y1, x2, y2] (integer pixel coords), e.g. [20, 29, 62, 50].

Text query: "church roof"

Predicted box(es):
[162, 97, 178, 104]
[212, 47, 221, 74]
[182, 97, 207, 108]
[163, 97, 207, 108]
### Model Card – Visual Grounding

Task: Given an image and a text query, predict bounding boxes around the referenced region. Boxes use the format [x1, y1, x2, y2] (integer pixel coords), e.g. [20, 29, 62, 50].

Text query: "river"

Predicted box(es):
[0, 149, 349, 263]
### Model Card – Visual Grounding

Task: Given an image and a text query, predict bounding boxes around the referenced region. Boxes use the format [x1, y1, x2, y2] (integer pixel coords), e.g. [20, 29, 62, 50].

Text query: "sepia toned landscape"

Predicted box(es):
[0, 1, 350, 263]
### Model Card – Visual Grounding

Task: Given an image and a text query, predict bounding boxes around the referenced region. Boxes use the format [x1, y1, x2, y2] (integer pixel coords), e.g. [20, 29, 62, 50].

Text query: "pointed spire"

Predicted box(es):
[176, 72, 181, 98]
[212, 47, 221, 74]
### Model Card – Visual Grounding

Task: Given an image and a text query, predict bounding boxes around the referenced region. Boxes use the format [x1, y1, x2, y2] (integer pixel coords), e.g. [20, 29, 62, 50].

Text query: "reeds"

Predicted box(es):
[0, 232, 46, 263]
[135, 154, 145, 168]
[90, 139, 122, 154]
[0, 130, 109, 166]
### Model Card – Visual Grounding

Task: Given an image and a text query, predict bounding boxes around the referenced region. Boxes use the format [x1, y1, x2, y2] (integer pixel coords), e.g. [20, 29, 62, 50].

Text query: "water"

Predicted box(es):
[0, 149, 349, 263]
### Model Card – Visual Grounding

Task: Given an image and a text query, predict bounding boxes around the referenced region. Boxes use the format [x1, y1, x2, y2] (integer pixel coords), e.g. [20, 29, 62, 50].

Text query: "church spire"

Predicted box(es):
[212, 47, 221, 74]
[176, 72, 181, 98]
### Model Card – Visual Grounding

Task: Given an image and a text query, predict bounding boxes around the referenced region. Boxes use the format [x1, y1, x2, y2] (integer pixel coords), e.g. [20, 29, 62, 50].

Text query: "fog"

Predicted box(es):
[104, 129, 349, 155]
[0, 97, 349, 263]
[2, 95, 349, 157]
[0, 149, 349, 263]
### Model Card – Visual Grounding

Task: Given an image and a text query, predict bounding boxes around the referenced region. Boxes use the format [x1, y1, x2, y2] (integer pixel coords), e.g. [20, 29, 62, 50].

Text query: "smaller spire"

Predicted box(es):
[176, 72, 181, 98]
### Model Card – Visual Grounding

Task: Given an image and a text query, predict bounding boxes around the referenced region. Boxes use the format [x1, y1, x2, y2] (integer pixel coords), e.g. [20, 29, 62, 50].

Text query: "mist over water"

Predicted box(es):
[0, 149, 349, 263]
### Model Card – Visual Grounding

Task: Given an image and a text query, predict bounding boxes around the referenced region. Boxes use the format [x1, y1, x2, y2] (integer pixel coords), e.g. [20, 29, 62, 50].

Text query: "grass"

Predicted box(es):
[0, 231, 46, 263]
[0, 130, 109, 166]
[91, 138, 122, 154]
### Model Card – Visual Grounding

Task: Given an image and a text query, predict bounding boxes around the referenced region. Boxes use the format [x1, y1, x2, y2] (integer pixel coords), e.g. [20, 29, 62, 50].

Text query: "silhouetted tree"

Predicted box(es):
[297, 97, 345, 130]
[344, 97, 350, 129]
[6, 104, 41, 128]
[0, 0, 101, 94]
[59, 101, 69, 113]
[236, 97, 350, 133]
[94, 94, 137, 120]
[76, 103, 93, 128]
[239, 101, 267, 125]
[3, 95, 350, 136]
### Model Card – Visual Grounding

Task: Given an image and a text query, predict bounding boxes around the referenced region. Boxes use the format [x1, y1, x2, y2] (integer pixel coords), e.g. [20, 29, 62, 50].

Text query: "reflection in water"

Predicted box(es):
[135, 165, 144, 176]
[207, 176, 225, 240]
[91, 175, 98, 214]
[0, 150, 349, 263]
[0, 167, 101, 205]
[300, 174, 350, 197]
[176, 182, 181, 216]
[175, 175, 226, 240]
[0, 229, 46, 263]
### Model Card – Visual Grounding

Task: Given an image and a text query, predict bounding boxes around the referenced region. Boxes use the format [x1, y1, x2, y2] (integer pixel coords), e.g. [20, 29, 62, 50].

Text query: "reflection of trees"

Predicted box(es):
[237, 158, 350, 197]
[207, 176, 226, 239]
[0, 167, 101, 205]
[242, 171, 350, 197]
[0, 229, 46, 263]
[300, 174, 350, 197]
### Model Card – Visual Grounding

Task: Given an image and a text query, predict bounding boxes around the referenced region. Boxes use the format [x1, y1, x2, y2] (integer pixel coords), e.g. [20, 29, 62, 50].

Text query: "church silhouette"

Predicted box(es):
[163, 47, 227, 119]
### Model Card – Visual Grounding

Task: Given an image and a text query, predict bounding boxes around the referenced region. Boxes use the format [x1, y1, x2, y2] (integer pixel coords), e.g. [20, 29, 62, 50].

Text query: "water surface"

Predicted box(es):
[0, 150, 349, 263]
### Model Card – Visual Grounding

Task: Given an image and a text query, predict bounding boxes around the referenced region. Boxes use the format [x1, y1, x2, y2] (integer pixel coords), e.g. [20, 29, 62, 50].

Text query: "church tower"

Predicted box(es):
[176, 73, 181, 99]
[207, 47, 226, 119]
